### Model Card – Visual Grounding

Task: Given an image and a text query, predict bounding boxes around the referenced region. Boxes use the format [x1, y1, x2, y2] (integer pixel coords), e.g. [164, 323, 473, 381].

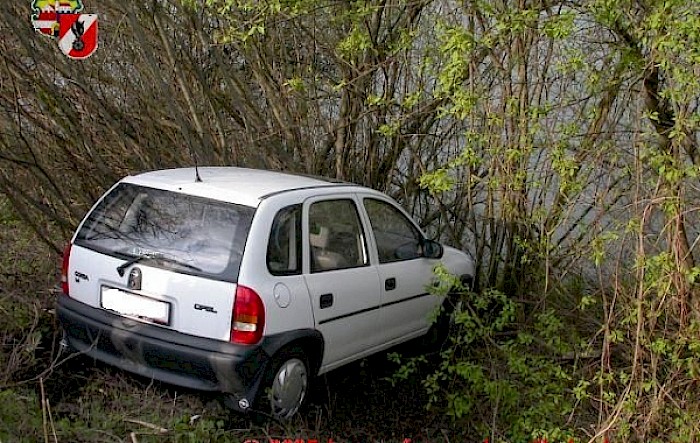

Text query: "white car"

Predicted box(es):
[57, 167, 474, 419]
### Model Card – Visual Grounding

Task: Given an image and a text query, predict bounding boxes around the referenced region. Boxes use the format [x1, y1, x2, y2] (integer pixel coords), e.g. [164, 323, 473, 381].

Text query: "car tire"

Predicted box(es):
[255, 346, 309, 420]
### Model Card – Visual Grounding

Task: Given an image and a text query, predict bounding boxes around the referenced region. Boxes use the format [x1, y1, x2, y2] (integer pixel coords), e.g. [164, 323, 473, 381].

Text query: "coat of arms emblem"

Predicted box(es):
[31, 1, 98, 59]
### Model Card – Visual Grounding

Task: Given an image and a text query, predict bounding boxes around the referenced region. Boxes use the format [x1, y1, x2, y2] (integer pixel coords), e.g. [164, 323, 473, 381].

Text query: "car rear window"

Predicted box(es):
[74, 183, 254, 282]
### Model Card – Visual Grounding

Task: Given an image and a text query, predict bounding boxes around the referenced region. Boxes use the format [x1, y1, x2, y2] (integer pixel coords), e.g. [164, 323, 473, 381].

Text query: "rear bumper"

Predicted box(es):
[57, 294, 267, 411]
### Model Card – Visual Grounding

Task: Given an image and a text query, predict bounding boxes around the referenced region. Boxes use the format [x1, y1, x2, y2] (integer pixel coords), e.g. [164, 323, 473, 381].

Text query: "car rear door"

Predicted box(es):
[302, 195, 382, 370]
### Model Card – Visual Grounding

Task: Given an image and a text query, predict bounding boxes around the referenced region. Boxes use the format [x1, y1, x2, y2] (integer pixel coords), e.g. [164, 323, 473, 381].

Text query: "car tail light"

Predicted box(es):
[61, 244, 71, 296]
[230, 285, 265, 345]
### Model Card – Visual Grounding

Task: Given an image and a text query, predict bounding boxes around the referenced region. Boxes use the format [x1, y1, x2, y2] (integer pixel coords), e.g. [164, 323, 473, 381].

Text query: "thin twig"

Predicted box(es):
[124, 418, 168, 434]
[439, 428, 450, 443]
[39, 377, 48, 443]
[47, 398, 58, 443]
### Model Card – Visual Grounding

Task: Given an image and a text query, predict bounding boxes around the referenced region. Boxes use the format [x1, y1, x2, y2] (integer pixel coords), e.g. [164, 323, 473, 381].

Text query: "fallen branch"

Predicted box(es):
[124, 418, 169, 434]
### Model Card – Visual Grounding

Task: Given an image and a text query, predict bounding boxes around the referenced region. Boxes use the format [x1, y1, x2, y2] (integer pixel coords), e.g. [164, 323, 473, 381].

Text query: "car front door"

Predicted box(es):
[302, 196, 382, 370]
[362, 197, 442, 342]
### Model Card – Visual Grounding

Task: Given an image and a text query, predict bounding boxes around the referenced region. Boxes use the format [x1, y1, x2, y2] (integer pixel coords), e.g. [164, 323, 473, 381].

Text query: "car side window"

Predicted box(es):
[308, 199, 369, 273]
[364, 198, 423, 263]
[267, 204, 302, 276]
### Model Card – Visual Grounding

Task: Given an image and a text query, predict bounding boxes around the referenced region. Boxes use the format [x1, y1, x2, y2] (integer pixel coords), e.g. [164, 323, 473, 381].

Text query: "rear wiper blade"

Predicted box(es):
[116, 253, 202, 276]
[117, 253, 155, 276]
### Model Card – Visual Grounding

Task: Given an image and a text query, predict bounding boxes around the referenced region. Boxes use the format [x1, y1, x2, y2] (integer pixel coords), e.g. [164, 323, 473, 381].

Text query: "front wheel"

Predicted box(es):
[257, 347, 309, 420]
[423, 295, 461, 350]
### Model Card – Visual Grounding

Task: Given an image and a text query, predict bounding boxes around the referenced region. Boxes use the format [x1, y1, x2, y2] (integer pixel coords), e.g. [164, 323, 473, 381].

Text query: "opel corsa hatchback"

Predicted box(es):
[57, 167, 474, 419]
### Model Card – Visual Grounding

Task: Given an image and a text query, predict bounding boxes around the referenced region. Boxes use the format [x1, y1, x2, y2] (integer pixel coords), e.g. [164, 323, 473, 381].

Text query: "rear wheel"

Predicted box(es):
[257, 347, 309, 420]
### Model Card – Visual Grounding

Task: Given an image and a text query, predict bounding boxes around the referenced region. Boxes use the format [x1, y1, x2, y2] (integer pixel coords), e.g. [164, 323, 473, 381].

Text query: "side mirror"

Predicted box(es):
[422, 239, 443, 259]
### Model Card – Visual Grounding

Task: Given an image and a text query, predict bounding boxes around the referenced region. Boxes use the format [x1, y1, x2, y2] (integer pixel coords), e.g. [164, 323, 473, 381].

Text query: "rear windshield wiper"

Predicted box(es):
[116, 253, 202, 276]
[117, 253, 152, 276]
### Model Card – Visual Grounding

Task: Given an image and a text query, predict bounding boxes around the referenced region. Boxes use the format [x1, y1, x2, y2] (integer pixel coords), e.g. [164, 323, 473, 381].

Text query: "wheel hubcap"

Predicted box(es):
[270, 358, 307, 418]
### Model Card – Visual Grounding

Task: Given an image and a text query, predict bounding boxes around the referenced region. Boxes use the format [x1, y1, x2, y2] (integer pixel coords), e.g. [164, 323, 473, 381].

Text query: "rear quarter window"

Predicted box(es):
[74, 183, 255, 282]
[267, 204, 302, 276]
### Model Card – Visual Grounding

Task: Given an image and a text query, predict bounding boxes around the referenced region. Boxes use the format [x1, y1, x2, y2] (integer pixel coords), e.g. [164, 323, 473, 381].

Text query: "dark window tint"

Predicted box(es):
[267, 205, 302, 276]
[75, 183, 254, 282]
[364, 198, 423, 263]
[308, 199, 368, 273]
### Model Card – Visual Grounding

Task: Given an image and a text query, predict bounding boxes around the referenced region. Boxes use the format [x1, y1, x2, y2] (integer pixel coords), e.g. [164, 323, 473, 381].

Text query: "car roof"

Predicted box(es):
[121, 167, 361, 207]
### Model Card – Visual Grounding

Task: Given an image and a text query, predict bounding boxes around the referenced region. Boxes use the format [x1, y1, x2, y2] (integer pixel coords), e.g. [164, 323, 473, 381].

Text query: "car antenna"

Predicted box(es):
[185, 138, 203, 182]
[194, 154, 203, 183]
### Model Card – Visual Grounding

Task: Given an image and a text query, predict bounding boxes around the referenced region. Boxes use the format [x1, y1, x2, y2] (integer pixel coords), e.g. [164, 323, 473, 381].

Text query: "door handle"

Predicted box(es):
[385, 278, 396, 291]
[319, 293, 333, 309]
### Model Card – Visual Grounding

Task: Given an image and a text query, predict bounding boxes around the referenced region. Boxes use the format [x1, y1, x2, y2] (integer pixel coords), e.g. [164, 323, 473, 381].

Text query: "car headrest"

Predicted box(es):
[309, 225, 330, 248]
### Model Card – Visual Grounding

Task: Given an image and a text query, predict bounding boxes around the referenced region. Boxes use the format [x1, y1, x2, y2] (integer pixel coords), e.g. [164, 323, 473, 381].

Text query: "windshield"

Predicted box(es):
[75, 183, 254, 282]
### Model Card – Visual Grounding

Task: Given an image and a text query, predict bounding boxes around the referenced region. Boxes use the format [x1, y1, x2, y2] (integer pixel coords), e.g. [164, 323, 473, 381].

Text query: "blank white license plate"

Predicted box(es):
[101, 287, 170, 325]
